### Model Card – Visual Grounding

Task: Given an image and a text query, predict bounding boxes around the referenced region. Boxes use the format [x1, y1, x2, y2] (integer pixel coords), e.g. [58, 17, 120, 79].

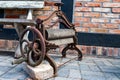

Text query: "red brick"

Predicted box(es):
[101, 24, 119, 29]
[94, 0, 110, 2]
[75, 2, 82, 7]
[113, 48, 119, 56]
[108, 48, 113, 56]
[0, 40, 5, 48]
[85, 2, 101, 7]
[113, 0, 120, 2]
[84, 12, 100, 17]
[81, 46, 87, 54]
[111, 19, 120, 24]
[102, 13, 119, 18]
[86, 46, 91, 55]
[109, 29, 120, 34]
[74, 17, 90, 22]
[74, 22, 80, 27]
[41, 6, 51, 11]
[5, 15, 19, 18]
[74, 12, 83, 17]
[82, 23, 99, 28]
[90, 28, 108, 33]
[75, 27, 89, 32]
[97, 47, 102, 55]
[103, 3, 120, 7]
[92, 18, 109, 23]
[75, 7, 92, 12]
[112, 8, 120, 13]
[36, 15, 48, 19]
[5, 9, 27, 15]
[94, 8, 110, 12]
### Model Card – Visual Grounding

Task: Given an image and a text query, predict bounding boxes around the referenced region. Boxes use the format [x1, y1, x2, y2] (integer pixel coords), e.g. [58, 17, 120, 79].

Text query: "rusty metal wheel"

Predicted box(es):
[62, 44, 82, 61]
[20, 27, 46, 67]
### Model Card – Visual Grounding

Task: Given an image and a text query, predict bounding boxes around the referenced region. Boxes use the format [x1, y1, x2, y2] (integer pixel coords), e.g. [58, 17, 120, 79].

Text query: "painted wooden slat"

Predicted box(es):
[0, 18, 36, 25]
[0, 1, 44, 9]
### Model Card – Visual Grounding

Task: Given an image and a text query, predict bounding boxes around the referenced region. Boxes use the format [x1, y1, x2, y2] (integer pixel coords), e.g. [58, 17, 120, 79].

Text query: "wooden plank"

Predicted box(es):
[0, 1, 44, 9]
[0, 18, 36, 25]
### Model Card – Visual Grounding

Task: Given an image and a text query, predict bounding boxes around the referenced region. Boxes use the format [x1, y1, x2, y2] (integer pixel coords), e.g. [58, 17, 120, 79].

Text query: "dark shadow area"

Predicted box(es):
[0, 51, 14, 57]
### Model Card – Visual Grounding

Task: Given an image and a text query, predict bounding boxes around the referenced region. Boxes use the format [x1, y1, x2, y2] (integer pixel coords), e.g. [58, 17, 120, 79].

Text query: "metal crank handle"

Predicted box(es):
[12, 57, 27, 65]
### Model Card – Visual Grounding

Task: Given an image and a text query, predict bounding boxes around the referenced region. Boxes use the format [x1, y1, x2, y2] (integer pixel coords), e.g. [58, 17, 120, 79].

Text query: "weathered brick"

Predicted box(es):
[82, 23, 99, 28]
[34, 11, 52, 16]
[75, 27, 89, 32]
[86, 46, 91, 55]
[85, 2, 101, 7]
[5, 9, 27, 15]
[101, 24, 119, 29]
[111, 19, 120, 24]
[5, 15, 19, 18]
[103, 3, 120, 7]
[97, 47, 102, 55]
[74, 12, 83, 17]
[74, 22, 80, 27]
[93, 8, 111, 12]
[81, 46, 87, 54]
[81, 46, 92, 55]
[0, 40, 5, 48]
[36, 15, 48, 19]
[92, 18, 109, 23]
[102, 13, 119, 18]
[33, 11, 44, 16]
[113, 48, 119, 56]
[75, 7, 92, 12]
[109, 29, 120, 34]
[112, 8, 120, 13]
[113, 0, 120, 2]
[75, 2, 82, 7]
[74, 17, 90, 22]
[41, 6, 51, 11]
[90, 28, 108, 33]
[108, 48, 113, 56]
[93, 0, 110, 2]
[84, 12, 100, 17]
[76, 0, 92, 1]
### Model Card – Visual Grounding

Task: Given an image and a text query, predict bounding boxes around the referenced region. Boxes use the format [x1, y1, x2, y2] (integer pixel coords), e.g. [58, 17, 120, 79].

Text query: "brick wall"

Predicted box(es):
[0, 0, 120, 57]
[74, 0, 120, 57]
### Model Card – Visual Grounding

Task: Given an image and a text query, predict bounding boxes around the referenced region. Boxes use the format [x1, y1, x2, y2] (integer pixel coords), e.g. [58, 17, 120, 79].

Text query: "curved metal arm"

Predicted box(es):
[57, 11, 75, 29]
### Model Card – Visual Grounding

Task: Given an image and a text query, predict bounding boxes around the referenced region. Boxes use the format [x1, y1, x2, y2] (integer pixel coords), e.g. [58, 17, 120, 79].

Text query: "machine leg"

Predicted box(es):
[44, 54, 57, 76]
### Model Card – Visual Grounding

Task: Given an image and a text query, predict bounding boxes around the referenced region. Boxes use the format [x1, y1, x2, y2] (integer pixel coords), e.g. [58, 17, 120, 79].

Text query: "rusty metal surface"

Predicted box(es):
[0, 1, 44, 9]
[46, 29, 75, 40]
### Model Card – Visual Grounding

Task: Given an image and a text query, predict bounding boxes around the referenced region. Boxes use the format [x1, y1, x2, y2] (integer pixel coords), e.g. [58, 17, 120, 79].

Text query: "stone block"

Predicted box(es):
[23, 63, 54, 80]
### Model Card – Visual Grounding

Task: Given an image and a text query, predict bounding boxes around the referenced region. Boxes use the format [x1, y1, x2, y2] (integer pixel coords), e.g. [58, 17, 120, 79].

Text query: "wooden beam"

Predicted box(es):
[0, 18, 36, 25]
[0, 1, 44, 9]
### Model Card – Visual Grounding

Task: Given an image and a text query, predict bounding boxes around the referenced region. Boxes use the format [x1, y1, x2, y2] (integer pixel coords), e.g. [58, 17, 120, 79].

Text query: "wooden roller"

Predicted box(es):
[46, 29, 75, 40]
[48, 38, 74, 45]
